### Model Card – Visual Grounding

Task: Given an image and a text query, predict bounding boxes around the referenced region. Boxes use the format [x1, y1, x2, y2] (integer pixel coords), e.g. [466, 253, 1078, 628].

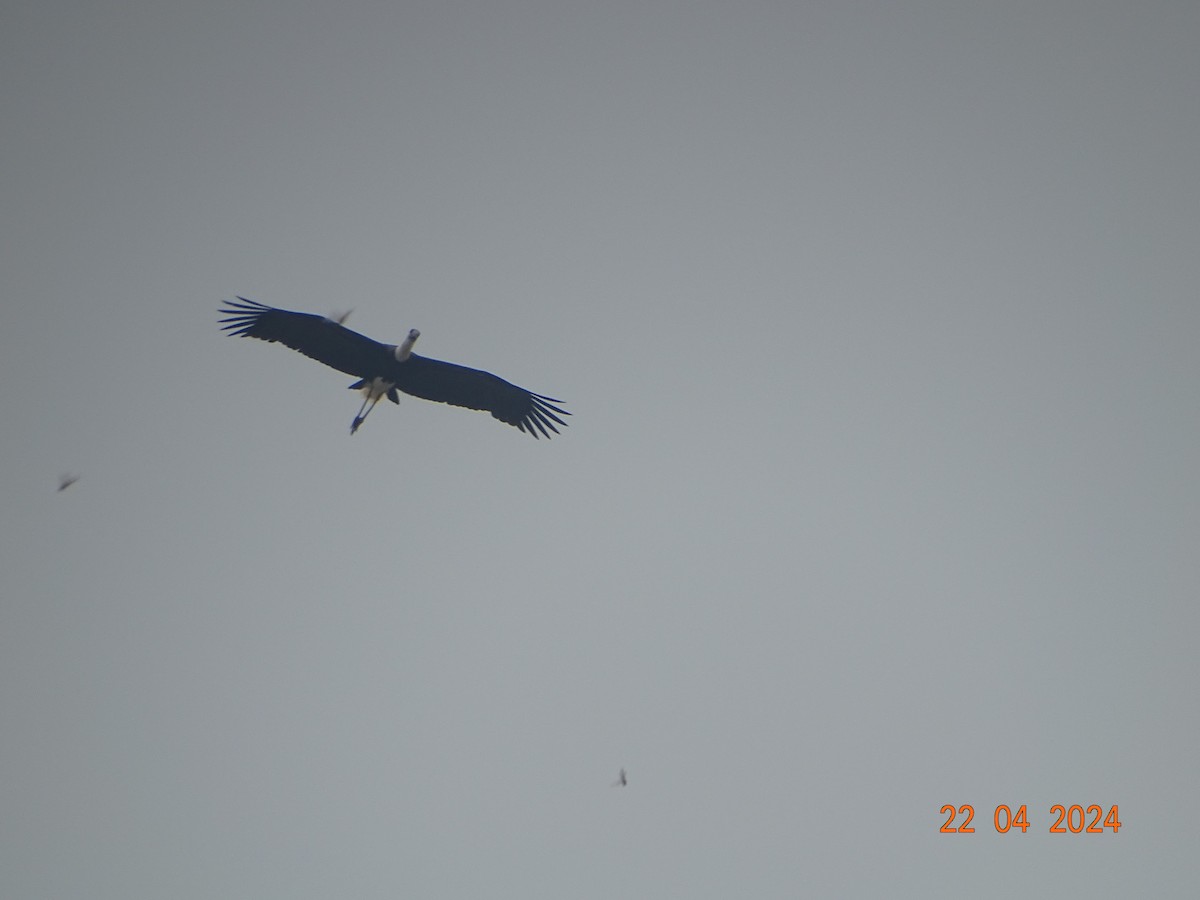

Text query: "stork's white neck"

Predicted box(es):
[394, 328, 420, 362]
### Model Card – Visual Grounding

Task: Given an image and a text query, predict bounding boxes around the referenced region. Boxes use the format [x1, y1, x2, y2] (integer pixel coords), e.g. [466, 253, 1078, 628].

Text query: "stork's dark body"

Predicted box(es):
[219, 298, 568, 437]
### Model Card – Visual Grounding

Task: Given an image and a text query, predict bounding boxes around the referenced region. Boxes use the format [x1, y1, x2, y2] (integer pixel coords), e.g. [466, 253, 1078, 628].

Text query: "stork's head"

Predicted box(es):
[394, 328, 421, 362]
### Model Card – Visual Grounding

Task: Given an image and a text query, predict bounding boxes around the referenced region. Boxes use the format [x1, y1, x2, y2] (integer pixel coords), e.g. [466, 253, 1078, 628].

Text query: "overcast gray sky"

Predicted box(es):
[2, 1, 1198, 896]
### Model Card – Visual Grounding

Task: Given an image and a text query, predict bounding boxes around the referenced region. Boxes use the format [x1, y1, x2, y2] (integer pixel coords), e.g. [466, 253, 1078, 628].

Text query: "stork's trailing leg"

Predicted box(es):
[350, 395, 381, 434]
[347, 377, 398, 434]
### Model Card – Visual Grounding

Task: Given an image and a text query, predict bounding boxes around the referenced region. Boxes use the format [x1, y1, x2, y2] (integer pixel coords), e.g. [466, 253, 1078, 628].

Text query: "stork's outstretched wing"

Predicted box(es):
[219, 298, 390, 378]
[397, 355, 570, 438]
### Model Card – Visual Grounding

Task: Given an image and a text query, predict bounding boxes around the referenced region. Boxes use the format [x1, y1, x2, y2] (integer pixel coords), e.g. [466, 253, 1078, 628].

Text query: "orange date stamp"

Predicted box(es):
[940, 804, 1121, 834]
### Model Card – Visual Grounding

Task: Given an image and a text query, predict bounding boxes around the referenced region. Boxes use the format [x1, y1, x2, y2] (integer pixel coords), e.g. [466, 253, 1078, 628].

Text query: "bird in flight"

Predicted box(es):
[57, 473, 80, 492]
[219, 298, 569, 437]
[612, 768, 627, 787]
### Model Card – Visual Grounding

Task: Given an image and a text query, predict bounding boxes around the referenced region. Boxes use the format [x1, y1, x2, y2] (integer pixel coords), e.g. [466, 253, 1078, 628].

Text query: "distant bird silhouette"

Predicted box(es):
[612, 768, 627, 787]
[57, 474, 80, 492]
[219, 298, 569, 436]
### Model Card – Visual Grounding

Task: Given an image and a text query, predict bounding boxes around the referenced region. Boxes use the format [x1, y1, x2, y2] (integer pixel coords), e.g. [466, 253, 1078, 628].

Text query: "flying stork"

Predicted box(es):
[219, 298, 569, 437]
